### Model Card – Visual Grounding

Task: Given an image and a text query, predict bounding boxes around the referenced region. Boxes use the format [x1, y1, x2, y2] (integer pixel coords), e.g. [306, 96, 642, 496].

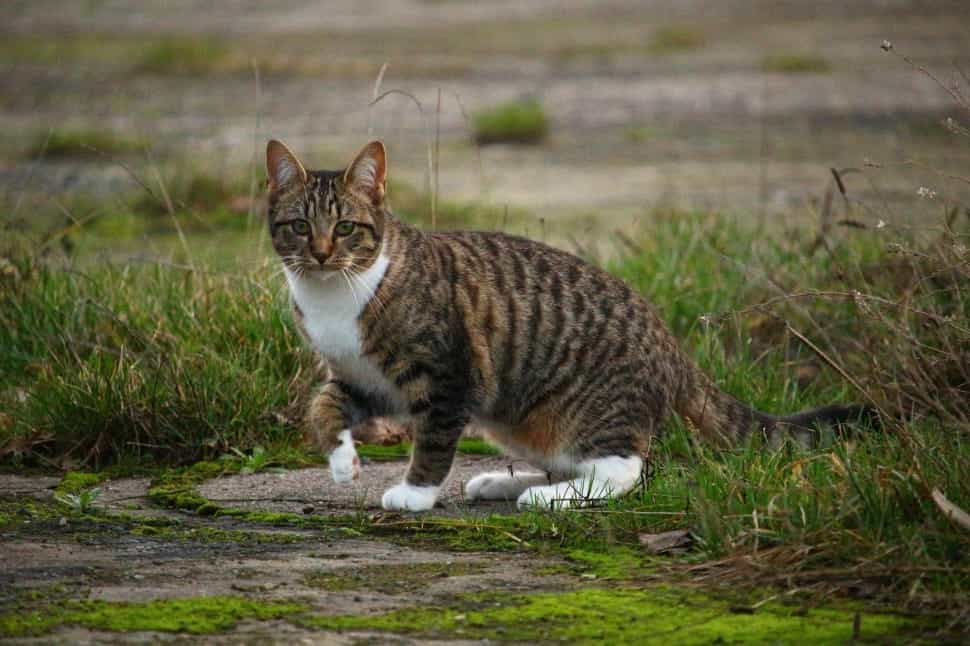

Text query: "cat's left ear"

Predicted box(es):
[344, 141, 387, 205]
[266, 139, 307, 192]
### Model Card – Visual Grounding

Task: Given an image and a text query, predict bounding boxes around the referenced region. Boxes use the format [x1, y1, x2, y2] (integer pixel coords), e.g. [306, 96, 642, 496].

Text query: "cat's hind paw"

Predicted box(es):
[381, 482, 439, 511]
[465, 471, 550, 501]
[328, 430, 360, 484]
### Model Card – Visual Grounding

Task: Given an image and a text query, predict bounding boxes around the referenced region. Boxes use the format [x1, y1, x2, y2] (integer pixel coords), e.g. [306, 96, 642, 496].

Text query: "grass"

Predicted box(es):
[473, 100, 549, 145]
[133, 37, 233, 76]
[762, 53, 831, 74]
[28, 128, 145, 159]
[648, 26, 706, 54]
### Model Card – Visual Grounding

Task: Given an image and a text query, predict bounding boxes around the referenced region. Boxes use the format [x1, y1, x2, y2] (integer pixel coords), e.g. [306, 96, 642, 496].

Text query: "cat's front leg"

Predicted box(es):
[306, 379, 375, 483]
[381, 401, 468, 512]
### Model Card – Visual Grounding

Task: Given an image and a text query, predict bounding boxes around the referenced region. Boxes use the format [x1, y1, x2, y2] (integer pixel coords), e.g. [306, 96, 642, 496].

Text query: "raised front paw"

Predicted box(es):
[328, 430, 360, 484]
[381, 482, 439, 511]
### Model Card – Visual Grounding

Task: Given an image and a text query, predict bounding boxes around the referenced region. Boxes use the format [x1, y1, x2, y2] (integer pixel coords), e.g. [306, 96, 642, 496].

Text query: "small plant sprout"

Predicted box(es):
[226, 446, 272, 475]
[54, 488, 101, 514]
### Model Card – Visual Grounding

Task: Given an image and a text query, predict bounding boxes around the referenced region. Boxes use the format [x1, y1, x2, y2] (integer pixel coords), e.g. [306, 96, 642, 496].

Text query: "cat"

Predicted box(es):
[265, 139, 873, 512]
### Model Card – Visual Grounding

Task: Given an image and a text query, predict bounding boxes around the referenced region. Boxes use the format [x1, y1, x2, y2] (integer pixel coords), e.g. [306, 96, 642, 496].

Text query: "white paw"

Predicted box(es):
[465, 471, 548, 501]
[465, 473, 500, 500]
[328, 430, 360, 484]
[381, 482, 439, 512]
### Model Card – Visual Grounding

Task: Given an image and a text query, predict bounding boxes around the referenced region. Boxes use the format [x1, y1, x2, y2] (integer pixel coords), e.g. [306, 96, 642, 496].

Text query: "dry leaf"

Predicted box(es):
[931, 488, 970, 532]
[639, 529, 692, 555]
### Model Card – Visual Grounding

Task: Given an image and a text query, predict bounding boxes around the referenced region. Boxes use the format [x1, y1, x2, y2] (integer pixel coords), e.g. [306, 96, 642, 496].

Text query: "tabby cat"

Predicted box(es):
[266, 139, 871, 511]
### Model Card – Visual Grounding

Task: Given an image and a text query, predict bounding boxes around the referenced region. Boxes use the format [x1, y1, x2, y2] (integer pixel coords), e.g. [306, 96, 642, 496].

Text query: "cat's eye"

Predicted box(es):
[290, 220, 310, 236]
[334, 221, 356, 236]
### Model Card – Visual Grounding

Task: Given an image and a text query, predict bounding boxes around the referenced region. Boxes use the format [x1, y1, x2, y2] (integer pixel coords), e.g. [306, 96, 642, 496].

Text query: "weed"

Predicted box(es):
[226, 446, 273, 475]
[473, 100, 548, 145]
[53, 488, 100, 514]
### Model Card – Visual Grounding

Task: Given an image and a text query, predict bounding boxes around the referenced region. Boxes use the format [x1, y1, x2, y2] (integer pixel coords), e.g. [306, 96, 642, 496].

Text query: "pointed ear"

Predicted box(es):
[343, 141, 387, 204]
[266, 139, 307, 192]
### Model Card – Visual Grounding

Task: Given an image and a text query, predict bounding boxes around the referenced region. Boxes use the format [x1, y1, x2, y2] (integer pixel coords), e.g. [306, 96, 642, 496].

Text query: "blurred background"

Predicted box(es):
[1, 0, 968, 258]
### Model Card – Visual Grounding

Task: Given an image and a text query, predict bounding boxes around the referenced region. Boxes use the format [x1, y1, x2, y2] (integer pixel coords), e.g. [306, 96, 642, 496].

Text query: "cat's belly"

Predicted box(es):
[475, 416, 577, 474]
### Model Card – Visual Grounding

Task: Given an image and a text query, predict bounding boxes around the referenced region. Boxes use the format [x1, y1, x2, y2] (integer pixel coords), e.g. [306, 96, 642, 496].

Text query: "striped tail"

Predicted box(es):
[674, 360, 878, 447]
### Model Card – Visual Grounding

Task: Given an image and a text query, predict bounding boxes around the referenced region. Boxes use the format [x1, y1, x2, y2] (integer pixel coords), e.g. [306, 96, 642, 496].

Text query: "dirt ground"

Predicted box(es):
[2, 0, 968, 238]
[0, 456, 576, 643]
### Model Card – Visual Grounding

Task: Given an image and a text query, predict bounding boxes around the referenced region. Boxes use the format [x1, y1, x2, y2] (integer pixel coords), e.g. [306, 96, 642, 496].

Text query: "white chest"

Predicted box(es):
[285, 255, 399, 401]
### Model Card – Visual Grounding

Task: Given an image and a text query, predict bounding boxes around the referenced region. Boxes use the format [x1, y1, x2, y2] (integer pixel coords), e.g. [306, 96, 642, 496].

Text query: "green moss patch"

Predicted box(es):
[301, 587, 915, 644]
[305, 561, 487, 594]
[0, 596, 305, 637]
[55, 471, 106, 496]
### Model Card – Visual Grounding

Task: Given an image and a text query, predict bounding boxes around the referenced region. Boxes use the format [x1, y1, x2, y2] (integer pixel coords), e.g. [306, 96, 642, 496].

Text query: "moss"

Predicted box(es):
[0, 596, 305, 637]
[563, 547, 647, 579]
[147, 461, 233, 513]
[130, 523, 306, 545]
[305, 561, 487, 594]
[300, 587, 917, 643]
[55, 471, 106, 496]
[0, 498, 66, 528]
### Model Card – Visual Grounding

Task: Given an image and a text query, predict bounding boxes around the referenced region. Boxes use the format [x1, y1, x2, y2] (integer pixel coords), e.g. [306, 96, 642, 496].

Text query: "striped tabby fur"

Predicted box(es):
[265, 140, 873, 511]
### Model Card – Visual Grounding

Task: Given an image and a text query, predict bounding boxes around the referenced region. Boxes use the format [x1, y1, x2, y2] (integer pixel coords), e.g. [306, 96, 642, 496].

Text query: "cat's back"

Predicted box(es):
[429, 228, 642, 305]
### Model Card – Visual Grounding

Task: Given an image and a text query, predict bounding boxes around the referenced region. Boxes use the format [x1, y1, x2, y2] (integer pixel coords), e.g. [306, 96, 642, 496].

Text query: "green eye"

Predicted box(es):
[334, 221, 356, 236]
[290, 220, 310, 235]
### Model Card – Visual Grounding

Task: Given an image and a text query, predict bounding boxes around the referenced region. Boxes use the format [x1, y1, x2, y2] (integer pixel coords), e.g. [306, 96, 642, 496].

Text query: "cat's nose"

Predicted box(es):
[309, 240, 332, 265]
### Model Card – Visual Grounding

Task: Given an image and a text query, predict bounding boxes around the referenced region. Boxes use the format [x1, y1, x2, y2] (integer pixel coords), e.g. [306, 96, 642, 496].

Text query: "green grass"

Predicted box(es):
[648, 26, 706, 54]
[0, 256, 317, 468]
[28, 128, 144, 159]
[762, 53, 831, 74]
[133, 37, 232, 76]
[473, 100, 549, 145]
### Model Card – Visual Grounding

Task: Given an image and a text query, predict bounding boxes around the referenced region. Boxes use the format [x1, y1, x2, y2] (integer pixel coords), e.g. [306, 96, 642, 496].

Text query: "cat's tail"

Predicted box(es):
[673, 360, 879, 447]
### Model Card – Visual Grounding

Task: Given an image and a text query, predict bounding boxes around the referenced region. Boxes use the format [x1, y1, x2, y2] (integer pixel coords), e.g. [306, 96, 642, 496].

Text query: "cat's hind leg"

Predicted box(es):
[465, 470, 557, 502]
[516, 455, 643, 510]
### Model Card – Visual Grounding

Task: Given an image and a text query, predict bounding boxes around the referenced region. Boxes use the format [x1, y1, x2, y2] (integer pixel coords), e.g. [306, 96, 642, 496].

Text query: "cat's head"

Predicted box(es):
[265, 140, 388, 278]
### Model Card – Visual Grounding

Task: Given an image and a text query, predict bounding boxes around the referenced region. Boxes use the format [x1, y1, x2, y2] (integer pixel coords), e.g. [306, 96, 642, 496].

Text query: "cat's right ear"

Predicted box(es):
[266, 139, 307, 192]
